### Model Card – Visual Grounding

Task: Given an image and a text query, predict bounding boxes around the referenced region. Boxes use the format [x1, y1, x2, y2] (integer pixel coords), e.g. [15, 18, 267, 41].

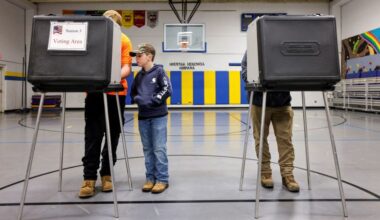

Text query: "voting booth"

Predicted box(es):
[246, 15, 340, 91]
[239, 15, 347, 219]
[19, 16, 132, 220]
[28, 15, 122, 92]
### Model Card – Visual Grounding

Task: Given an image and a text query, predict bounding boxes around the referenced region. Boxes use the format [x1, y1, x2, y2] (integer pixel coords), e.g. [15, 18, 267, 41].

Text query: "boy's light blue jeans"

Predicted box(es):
[138, 115, 169, 184]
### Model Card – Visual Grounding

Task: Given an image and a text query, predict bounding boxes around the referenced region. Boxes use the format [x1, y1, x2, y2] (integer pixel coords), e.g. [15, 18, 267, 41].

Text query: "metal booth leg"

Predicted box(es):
[58, 92, 66, 192]
[115, 93, 133, 190]
[322, 92, 348, 217]
[239, 90, 254, 190]
[301, 92, 311, 190]
[103, 93, 119, 218]
[255, 91, 267, 219]
[18, 93, 46, 220]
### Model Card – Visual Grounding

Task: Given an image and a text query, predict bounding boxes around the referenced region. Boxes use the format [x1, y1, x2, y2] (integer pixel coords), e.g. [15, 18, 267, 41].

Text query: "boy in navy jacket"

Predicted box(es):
[130, 44, 172, 193]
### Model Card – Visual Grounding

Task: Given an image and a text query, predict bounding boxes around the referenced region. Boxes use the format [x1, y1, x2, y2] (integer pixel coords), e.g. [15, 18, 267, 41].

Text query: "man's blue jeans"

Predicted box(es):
[138, 115, 169, 184]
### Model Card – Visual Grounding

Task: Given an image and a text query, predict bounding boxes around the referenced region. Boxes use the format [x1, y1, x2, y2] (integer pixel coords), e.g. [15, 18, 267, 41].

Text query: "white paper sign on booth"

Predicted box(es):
[48, 21, 88, 51]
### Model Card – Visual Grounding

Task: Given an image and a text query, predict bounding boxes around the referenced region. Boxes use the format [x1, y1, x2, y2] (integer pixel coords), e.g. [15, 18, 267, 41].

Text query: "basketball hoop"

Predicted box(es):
[180, 41, 189, 48]
[177, 31, 192, 52]
[180, 41, 189, 52]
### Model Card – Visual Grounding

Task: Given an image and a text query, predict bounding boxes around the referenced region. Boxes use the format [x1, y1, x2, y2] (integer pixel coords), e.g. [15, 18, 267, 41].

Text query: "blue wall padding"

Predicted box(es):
[215, 71, 229, 104]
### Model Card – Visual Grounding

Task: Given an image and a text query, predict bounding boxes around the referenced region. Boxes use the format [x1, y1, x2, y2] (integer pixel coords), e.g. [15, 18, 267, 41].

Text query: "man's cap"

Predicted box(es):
[129, 43, 156, 57]
[103, 10, 122, 26]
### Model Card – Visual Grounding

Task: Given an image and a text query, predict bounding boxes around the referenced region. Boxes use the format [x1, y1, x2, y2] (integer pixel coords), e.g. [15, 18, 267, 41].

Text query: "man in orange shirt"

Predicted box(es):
[79, 10, 132, 198]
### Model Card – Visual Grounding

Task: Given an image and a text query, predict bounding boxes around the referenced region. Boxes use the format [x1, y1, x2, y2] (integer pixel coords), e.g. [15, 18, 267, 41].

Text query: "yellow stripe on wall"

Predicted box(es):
[166, 70, 171, 105]
[229, 70, 241, 104]
[204, 70, 216, 104]
[181, 70, 193, 105]
[5, 71, 23, 77]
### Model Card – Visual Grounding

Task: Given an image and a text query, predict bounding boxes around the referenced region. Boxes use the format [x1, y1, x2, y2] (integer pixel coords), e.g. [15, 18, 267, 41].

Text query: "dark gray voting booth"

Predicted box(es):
[28, 16, 122, 92]
[246, 15, 340, 91]
[19, 16, 132, 220]
[239, 15, 347, 218]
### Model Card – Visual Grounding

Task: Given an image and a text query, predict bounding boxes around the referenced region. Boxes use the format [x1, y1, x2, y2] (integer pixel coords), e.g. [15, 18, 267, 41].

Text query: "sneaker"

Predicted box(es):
[261, 173, 274, 188]
[282, 175, 300, 192]
[101, 176, 113, 192]
[142, 181, 155, 192]
[151, 182, 169, 194]
[79, 180, 96, 198]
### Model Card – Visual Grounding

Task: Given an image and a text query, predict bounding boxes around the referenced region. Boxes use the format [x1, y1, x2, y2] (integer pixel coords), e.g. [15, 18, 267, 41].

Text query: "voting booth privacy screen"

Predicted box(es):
[28, 16, 121, 92]
[247, 15, 340, 91]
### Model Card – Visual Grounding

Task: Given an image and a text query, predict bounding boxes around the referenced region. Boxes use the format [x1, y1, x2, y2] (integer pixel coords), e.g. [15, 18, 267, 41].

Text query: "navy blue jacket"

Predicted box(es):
[241, 51, 291, 107]
[131, 64, 172, 119]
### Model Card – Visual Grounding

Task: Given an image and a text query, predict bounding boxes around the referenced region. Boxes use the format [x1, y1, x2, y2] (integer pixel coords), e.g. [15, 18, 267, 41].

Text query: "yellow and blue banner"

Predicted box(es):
[4, 71, 25, 81]
[126, 70, 248, 105]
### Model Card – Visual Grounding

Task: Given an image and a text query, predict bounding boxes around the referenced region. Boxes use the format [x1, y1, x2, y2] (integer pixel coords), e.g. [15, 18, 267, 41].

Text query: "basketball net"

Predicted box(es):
[180, 41, 189, 52]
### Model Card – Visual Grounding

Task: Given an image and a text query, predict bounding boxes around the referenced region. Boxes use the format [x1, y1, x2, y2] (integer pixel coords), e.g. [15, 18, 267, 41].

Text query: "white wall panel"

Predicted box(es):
[341, 0, 380, 39]
[0, 1, 25, 110]
[0, 1, 25, 63]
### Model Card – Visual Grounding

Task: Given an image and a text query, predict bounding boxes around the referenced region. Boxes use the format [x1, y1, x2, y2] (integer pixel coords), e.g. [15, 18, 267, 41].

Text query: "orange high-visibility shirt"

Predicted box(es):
[108, 33, 132, 96]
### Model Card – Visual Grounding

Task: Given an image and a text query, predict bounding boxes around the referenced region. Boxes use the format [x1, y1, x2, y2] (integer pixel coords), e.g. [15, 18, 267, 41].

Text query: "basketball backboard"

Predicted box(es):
[163, 24, 206, 52]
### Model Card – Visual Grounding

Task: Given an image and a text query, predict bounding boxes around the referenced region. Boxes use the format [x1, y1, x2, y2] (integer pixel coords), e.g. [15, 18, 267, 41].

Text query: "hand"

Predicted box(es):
[134, 95, 152, 107]
[152, 95, 162, 106]
[134, 95, 144, 105]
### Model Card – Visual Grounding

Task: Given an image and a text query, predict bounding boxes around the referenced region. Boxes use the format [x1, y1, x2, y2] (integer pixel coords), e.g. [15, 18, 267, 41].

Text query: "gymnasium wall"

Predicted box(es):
[32, 1, 329, 108]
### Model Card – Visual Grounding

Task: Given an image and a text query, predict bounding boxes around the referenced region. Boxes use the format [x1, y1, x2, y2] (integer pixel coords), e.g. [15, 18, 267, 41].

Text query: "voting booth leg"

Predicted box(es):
[18, 93, 45, 220]
[103, 93, 119, 218]
[115, 93, 133, 190]
[322, 92, 348, 217]
[58, 92, 66, 192]
[255, 91, 267, 219]
[301, 92, 311, 190]
[239, 91, 254, 191]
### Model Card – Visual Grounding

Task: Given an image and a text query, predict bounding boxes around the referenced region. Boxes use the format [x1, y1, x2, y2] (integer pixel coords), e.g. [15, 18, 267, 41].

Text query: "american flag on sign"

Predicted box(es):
[53, 25, 62, 34]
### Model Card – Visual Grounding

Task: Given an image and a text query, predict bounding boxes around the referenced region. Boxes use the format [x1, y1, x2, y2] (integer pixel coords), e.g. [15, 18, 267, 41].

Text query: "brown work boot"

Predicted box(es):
[79, 180, 96, 198]
[261, 173, 274, 188]
[151, 182, 169, 194]
[282, 175, 300, 192]
[142, 181, 155, 192]
[101, 176, 113, 192]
